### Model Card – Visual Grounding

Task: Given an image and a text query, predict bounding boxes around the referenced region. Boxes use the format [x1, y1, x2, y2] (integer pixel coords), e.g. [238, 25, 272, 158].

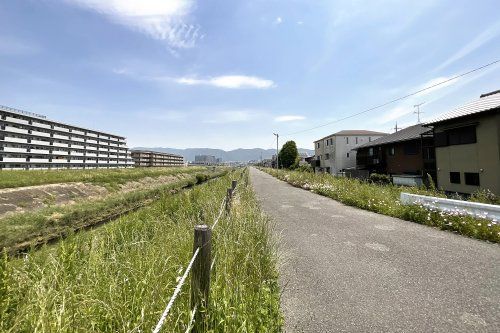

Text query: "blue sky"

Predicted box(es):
[0, 0, 499, 150]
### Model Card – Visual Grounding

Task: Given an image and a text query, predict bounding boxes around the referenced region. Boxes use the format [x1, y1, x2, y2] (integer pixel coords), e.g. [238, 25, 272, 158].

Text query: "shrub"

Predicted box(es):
[294, 164, 313, 173]
[470, 189, 500, 205]
[369, 173, 391, 184]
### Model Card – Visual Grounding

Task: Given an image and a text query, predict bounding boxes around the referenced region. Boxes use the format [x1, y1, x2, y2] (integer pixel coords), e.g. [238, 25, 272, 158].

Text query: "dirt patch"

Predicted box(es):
[0, 173, 191, 219]
[0, 183, 108, 217]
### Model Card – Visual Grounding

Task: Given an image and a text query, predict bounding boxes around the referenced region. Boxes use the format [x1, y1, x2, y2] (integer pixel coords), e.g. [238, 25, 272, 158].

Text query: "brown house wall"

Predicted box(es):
[385, 142, 424, 174]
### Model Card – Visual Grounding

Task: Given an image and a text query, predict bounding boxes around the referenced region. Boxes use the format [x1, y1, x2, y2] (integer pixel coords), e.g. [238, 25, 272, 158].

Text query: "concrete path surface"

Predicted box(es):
[250, 168, 500, 333]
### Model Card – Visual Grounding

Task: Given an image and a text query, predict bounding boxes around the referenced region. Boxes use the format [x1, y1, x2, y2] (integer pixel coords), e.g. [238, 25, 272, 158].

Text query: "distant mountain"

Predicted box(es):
[132, 147, 315, 162]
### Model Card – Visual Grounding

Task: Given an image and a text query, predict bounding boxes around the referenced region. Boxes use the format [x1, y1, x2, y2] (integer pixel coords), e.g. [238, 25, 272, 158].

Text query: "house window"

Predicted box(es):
[346, 152, 350, 158]
[325, 153, 330, 160]
[388, 146, 395, 156]
[436, 125, 477, 147]
[369, 137, 371, 142]
[465, 172, 480, 186]
[316, 142, 320, 149]
[368, 147, 373, 156]
[449, 172, 461, 184]
[346, 137, 349, 144]
[355, 137, 358, 144]
[404, 141, 418, 155]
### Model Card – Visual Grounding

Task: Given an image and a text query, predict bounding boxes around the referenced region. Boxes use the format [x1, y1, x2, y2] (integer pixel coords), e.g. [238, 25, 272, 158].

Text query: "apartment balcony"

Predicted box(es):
[87, 132, 98, 137]
[87, 146, 98, 151]
[69, 151, 85, 157]
[99, 148, 109, 153]
[5, 116, 29, 125]
[87, 139, 97, 144]
[53, 134, 69, 140]
[73, 129, 85, 135]
[32, 121, 51, 129]
[109, 143, 118, 147]
[3, 136, 28, 144]
[54, 126, 69, 132]
[52, 150, 68, 155]
[52, 142, 68, 148]
[69, 160, 84, 163]
[52, 159, 69, 163]
[2, 157, 26, 163]
[2, 147, 28, 153]
[71, 144, 85, 149]
[31, 149, 50, 154]
[31, 130, 50, 137]
[4, 126, 29, 134]
[31, 139, 51, 146]
[72, 137, 84, 142]
[86, 153, 97, 157]
[29, 158, 50, 163]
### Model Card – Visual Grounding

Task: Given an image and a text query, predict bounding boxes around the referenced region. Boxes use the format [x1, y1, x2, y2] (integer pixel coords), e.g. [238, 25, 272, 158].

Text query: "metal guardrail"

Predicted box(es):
[0, 104, 47, 119]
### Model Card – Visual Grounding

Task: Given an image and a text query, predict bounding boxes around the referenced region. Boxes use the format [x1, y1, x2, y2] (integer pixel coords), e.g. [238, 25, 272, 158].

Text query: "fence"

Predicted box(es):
[153, 177, 241, 333]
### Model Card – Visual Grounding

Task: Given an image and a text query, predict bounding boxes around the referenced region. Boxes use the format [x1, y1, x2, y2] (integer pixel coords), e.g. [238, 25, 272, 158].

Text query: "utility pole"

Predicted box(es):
[414, 102, 425, 124]
[273, 133, 279, 169]
[394, 122, 399, 133]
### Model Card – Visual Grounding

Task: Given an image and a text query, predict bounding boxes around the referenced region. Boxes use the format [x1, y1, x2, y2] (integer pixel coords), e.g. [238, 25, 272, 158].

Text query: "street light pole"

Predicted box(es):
[273, 133, 279, 169]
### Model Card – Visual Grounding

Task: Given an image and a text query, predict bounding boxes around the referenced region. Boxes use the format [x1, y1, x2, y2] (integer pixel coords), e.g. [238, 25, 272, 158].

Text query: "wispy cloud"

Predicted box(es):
[64, 0, 200, 48]
[377, 75, 461, 124]
[435, 22, 500, 71]
[203, 110, 260, 124]
[274, 17, 283, 25]
[274, 115, 305, 122]
[0, 36, 39, 55]
[174, 75, 275, 89]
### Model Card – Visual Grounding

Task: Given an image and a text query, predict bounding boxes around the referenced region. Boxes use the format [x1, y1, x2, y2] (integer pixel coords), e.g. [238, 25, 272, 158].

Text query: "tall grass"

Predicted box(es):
[0, 169, 282, 332]
[0, 166, 209, 189]
[263, 168, 500, 243]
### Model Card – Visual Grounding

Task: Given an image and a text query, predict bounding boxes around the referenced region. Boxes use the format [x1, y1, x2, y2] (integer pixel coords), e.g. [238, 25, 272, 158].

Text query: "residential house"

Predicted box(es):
[425, 90, 500, 195]
[313, 130, 387, 174]
[355, 124, 435, 186]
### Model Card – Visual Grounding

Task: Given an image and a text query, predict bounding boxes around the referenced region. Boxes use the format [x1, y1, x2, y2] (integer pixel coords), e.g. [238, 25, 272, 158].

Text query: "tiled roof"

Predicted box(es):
[425, 90, 500, 125]
[354, 124, 431, 149]
[314, 130, 388, 142]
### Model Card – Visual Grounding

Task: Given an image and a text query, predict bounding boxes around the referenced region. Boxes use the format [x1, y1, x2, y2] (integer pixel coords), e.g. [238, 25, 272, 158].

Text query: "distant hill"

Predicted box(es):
[132, 147, 315, 162]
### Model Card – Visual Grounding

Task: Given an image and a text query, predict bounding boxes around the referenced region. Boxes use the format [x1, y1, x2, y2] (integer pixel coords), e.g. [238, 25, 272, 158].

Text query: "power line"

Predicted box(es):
[282, 59, 500, 136]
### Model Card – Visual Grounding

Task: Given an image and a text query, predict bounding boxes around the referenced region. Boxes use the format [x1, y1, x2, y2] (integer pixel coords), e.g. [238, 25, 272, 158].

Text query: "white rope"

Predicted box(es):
[211, 197, 227, 230]
[152, 247, 200, 333]
[184, 304, 198, 333]
[210, 254, 217, 272]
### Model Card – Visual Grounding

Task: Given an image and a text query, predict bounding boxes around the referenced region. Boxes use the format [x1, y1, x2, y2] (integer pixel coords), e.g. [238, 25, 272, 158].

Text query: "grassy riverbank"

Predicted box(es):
[0, 166, 208, 190]
[0, 169, 226, 252]
[0, 169, 282, 332]
[262, 168, 499, 243]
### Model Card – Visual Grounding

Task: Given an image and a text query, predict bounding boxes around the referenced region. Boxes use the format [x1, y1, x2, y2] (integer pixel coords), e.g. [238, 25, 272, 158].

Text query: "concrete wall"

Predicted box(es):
[435, 112, 500, 195]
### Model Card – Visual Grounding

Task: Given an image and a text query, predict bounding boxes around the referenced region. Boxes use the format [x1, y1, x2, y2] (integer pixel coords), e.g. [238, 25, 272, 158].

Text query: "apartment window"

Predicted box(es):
[346, 152, 350, 158]
[449, 172, 461, 184]
[346, 137, 349, 144]
[325, 153, 330, 160]
[388, 146, 395, 156]
[465, 172, 480, 186]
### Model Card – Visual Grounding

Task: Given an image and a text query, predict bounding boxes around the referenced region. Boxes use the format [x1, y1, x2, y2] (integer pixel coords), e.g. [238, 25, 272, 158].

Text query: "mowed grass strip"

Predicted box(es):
[263, 168, 500, 243]
[0, 166, 208, 190]
[0, 170, 226, 252]
[0, 169, 282, 332]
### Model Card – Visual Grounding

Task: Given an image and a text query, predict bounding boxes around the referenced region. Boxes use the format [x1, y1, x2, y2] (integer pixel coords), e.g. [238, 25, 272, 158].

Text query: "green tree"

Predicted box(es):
[278, 140, 299, 169]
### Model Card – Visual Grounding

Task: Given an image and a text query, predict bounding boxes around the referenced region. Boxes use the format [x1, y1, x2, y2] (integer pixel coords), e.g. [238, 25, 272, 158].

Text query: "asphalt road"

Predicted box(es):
[249, 168, 500, 333]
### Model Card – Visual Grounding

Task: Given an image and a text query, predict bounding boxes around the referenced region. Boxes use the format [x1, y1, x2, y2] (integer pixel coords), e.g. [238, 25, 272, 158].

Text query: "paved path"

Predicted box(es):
[250, 168, 500, 333]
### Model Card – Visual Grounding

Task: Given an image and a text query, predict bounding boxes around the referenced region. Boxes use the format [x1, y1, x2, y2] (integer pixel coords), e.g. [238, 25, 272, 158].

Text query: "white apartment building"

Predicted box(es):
[131, 150, 184, 167]
[314, 130, 387, 174]
[0, 105, 134, 170]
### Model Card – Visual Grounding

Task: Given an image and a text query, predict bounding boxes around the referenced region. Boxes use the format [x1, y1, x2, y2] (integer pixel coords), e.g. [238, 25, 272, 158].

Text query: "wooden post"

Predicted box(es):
[231, 180, 237, 191]
[225, 188, 232, 213]
[191, 225, 212, 332]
